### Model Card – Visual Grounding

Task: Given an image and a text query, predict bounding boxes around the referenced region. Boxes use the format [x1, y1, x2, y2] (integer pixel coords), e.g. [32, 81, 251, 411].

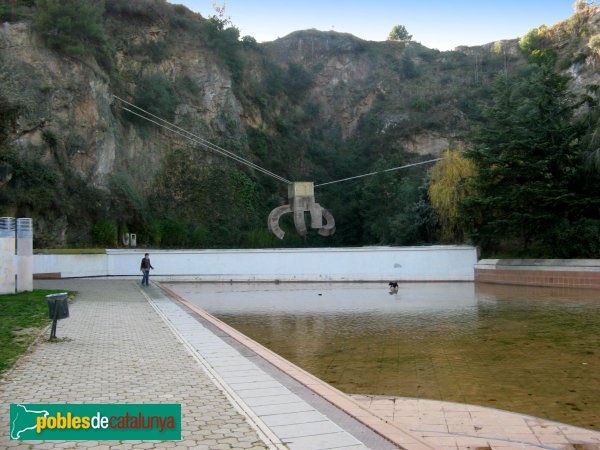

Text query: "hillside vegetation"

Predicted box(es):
[1, 0, 599, 257]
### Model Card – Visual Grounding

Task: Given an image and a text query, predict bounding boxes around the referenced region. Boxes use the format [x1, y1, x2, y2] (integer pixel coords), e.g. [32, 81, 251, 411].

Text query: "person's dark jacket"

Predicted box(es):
[140, 257, 154, 271]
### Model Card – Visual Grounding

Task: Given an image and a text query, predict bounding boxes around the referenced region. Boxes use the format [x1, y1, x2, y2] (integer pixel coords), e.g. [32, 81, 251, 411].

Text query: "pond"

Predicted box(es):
[165, 282, 600, 431]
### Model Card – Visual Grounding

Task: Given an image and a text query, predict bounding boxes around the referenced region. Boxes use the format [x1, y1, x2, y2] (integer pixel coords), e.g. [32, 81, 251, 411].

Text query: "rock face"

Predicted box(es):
[0, 17, 246, 189]
[0, 16, 478, 196]
[1, 21, 116, 186]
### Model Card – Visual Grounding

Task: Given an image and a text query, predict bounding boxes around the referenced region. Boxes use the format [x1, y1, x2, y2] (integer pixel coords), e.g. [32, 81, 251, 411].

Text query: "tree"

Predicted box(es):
[573, 0, 597, 11]
[428, 148, 476, 242]
[357, 155, 426, 245]
[388, 24, 412, 42]
[518, 25, 557, 65]
[461, 64, 584, 255]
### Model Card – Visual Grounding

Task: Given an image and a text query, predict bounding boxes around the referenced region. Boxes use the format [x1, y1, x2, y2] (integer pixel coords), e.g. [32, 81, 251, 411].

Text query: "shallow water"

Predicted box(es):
[166, 282, 600, 430]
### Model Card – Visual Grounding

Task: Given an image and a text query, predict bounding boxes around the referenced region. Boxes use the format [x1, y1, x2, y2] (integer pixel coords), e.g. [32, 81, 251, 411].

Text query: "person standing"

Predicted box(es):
[140, 253, 154, 286]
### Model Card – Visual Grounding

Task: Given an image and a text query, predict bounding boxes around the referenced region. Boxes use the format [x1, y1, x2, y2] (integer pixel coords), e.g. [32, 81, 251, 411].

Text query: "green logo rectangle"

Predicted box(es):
[10, 404, 181, 440]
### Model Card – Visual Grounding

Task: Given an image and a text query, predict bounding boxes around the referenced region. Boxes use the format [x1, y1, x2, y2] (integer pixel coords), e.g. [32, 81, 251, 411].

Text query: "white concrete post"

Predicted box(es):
[16, 218, 33, 292]
[0, 217, 16, 294]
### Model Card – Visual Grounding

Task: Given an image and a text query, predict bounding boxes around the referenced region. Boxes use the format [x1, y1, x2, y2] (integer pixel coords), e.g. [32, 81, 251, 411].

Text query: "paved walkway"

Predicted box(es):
[0, 280, 269, 450]
[1, 279, 394, 450]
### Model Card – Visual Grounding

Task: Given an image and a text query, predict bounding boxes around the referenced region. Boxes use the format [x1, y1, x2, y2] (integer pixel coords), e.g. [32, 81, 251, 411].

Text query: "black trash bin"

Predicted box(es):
[46, 293, 69, 339]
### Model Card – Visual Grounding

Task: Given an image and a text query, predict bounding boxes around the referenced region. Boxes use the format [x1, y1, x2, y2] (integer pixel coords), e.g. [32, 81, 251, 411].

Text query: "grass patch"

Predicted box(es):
[34, 248, 106, 254]
[0, 290, 74, 375]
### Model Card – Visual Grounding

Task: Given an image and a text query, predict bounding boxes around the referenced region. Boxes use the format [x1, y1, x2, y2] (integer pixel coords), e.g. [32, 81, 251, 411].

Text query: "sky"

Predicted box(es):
[171, 1, 577, 51]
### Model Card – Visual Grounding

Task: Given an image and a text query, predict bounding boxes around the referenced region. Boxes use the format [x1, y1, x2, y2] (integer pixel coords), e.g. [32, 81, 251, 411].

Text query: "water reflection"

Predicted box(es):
[166, 282, 600, 430]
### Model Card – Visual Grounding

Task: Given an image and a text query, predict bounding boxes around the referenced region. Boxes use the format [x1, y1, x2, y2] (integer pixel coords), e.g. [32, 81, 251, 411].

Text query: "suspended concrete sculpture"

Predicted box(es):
[268, 182, 335, 239]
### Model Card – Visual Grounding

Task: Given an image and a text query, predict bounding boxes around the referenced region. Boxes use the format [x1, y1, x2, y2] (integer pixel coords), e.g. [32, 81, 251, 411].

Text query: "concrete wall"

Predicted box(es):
[475, 259, 600, 289]
[34, 254, 108, 279]
[34, 246, 478, 281]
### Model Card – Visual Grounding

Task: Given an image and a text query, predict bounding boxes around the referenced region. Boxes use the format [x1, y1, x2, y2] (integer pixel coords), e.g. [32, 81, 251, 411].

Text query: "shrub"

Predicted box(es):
[0, 5, 16, 22]
[34, 0, 107, 56]
[283, 62, 314, 100]
[41, 129, 57, 149]
[92, 218, 118, 246]
[241, 35, 258, 50]
[263, 62, 285, 95]
[129, 72, 178, 124]
[144, 39, 169, 63]
[105, 0, 172, 20]
[174, 76, 200, 96]
[544, 218, 600, 258]
[589, 34, 600, 55]
[0, 95, 18, 145]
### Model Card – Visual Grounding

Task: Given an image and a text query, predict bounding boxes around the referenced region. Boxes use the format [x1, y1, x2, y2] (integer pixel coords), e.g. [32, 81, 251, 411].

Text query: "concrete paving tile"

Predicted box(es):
[228, 380, 284, 390]
[243, 393, 303, 407]
[215, 368, 265, 377]
[412, 424, 449, 433]
[236, 387, 292, 399]
[447, 423, 479, 433]
[328, 446, 368, 450]
[453, 436, 493, 446]
[285, 431, 362, 450]
[208, 360, 258, 370]
[270, 420, 343, 438]
[252, 402, 316, 416]
[537, 435, 571, 445]
[260, 410, 328, 427]
[502, 426, 538, 435]
[420, 436, 459, 446]
[220, 374, 274, 384]
[411, 423, 449, 433]
[567, 434, 600, 443]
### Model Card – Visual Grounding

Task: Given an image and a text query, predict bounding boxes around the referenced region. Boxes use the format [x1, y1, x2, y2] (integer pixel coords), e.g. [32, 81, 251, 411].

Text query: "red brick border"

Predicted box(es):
[33, 272, 62, 279]
[475, 268, 600, 289]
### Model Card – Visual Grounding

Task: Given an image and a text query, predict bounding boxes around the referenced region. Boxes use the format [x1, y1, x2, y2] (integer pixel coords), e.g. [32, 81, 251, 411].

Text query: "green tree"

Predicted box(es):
[388, 24, 412, 42]
[198, 2, 244, 83]
[462, 65, 584, 255]
[518, 26, 556, 65]
[358, 155, 424, 245]
[428, 148, 476, 242]
[580, 85, 600, 172]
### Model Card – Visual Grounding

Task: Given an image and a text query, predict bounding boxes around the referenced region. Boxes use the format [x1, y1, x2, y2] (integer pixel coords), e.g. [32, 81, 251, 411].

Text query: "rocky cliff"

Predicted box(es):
[1, 1, 599, 247]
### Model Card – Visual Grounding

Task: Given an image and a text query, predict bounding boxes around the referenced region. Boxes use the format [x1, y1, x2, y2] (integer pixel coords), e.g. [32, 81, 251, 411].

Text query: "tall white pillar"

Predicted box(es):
[16, 218, 33, 292]
[0, 217, 16, 295]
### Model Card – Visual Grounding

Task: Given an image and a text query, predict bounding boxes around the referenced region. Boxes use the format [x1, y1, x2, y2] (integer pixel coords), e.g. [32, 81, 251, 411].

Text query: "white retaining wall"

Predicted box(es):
[34, 254, 108, 278]
[34, 246, 477, 281]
